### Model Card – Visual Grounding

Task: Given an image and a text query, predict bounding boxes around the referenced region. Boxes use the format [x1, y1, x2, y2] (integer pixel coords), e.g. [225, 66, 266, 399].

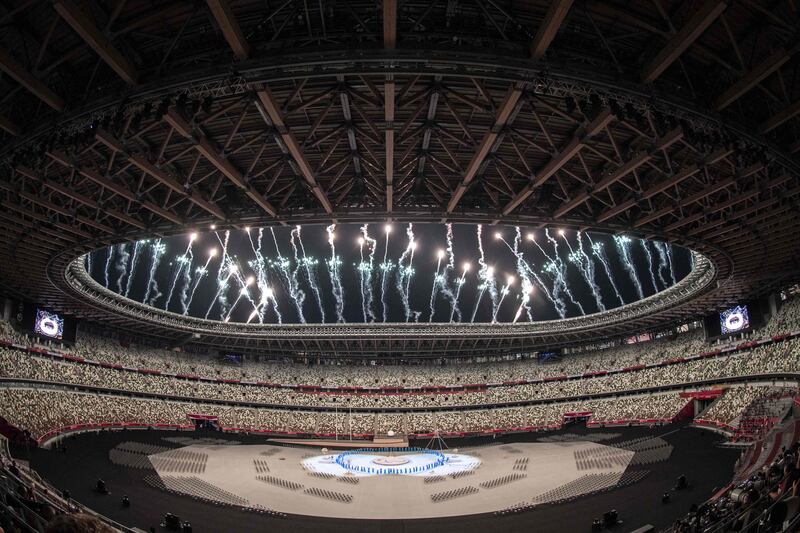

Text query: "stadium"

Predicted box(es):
[0, 1, 799, 532]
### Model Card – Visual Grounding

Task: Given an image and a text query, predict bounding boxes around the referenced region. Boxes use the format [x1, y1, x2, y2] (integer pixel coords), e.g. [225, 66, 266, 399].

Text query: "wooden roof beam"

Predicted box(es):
[53, 0, 138, 84]
[1, 200, 91, 239]
[531, 0, 574, 59]
[0, 46, 64, 111]
[714, 47, 795, 111]
[447, 86, 523, 213]
[46, 150, 183, 224]
[0, 114, 20, 136]
[759, 99, 800, 133]
[385, 78, 395, 212]
[206, 0, 249, 60]
[383, 0, 397, 209]
[641, 0, 726, 83]
[553, 127, 683, 218]
[503, 109, 613, 215]
[96, 129, 226, 220]
[383, 0, 397, 48]
[164, 108, 277, 217]
[255, 87, 332, 213]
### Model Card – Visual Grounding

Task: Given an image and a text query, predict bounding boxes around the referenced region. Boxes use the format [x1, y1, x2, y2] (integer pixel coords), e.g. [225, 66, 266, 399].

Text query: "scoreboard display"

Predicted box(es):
[34, 309, 64, 339]
[21, 302, 77, 343]
[720, 305, 750, 334]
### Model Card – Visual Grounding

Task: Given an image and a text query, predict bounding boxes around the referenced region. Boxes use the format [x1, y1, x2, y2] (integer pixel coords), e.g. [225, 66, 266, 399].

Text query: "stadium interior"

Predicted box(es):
[1, 1, 800, 532]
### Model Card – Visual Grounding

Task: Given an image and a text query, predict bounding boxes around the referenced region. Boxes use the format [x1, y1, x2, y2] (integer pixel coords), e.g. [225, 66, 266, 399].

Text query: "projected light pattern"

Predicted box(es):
[84, 224, 691, 324]
[303, 449, 481, 478]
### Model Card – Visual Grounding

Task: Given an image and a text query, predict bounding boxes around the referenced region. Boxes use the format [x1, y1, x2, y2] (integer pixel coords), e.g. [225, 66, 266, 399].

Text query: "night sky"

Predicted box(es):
[85, 223, 692, 324]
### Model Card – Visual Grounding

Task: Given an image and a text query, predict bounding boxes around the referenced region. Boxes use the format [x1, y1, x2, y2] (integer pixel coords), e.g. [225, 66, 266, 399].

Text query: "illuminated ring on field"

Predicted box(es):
[334, 447, 447, 475]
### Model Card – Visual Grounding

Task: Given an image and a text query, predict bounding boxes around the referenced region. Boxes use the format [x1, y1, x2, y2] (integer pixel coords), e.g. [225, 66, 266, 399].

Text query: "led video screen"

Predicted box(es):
[720, 305, 750, 334]
[34, 308, 64, 339]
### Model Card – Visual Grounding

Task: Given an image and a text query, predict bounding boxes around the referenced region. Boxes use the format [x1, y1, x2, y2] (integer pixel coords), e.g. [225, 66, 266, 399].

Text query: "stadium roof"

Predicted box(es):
[0, 0, 799, 353]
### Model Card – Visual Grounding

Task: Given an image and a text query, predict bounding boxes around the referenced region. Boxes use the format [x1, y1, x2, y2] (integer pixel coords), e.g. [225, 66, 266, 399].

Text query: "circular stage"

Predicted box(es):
[319, 447, 471, 477]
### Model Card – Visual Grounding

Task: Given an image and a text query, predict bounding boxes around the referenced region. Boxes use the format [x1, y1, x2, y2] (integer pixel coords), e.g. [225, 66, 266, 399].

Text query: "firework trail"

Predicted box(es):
[292, 225, 325, 322]
[205, 231, 232, 319]
[471, 267, 493, 322]
[269, 227, 305, 323]
[360, 224, 377, 322]
[440, 223, 461, 322]
[614, 235, 644, 299]
[226, 264, 260, 321]
[655, 241, 675, 286]
[492, 275, 515, 323]
[564, 233, 606, 312]
[115, 243, 130, 294]
[178, 245, 197, 314]
[653, 241, 670, 289]
[449, 262, 471, 322]
[585, 234, 624, 306]
[497, 229, 564, 318]
[206, 262, 237, 319]
[544, 229, 585, 315]
[143, 239, 166, 305]
[123, 240, 144, 298]
[528, 234, 572, 316]
[103, 246, 114, 288]
[428, 249, 444, 322]
[245, 228, 267, 323]
[187, 250, 216, 315]
[287, 227, 311, 323]
[357, 236, 368, 322]
[394, 223, 417, 322]
[165, 234, 196, 311]
[247, 284, 281, 324]
[668, 244, 678, 283]
[247, 228, 283, 324]
[379, 225, 393, 322]
[472, 225, 498, 322]
[510, 228, 533, 321]
[224, 283, 252, 322]
[326, 225, 345, 323]
[640, 239, 660, 293]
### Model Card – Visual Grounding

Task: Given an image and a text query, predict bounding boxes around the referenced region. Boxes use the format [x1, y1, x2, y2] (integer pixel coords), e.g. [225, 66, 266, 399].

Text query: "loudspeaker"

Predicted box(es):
[603, 509, 618, 526]
[163, 513, 182, 529]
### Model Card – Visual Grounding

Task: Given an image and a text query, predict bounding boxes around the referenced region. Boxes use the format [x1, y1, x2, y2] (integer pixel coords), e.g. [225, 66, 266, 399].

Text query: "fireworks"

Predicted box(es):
[87, 224, 682, 324]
